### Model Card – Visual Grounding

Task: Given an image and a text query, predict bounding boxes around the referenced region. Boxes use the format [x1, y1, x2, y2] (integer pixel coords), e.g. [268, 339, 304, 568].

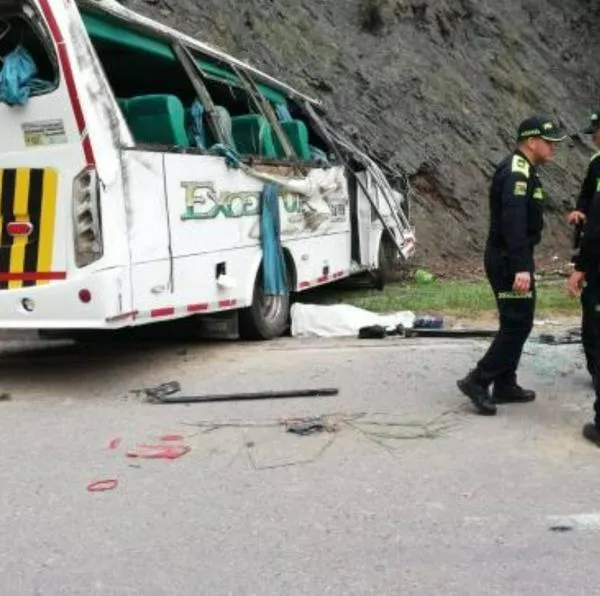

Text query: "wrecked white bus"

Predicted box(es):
[0, 0, 415, 339]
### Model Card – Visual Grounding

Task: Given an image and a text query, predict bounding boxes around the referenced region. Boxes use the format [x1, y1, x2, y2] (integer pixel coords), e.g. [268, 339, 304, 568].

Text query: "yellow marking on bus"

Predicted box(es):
[36, 169, 59, 285]
[8, 169, 31, 290]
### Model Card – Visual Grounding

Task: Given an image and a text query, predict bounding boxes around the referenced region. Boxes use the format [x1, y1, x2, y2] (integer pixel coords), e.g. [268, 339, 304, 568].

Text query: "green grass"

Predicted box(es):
[312, 279, 580, 317]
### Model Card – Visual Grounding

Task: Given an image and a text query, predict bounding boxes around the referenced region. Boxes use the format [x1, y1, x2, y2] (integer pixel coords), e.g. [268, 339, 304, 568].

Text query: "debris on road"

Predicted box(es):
[549, 525, 574, 533]
[414, 268, 434, 284]
[0, 392, 11, 401]
[284, 416, 338, 436]
[126, 444, 191, 460]
[538, 328, 581, 345]
[413, 315, 444, 329]
[358, 323, 496, 340]
[87, 479, 119, 492]
[130, 381, 182, 401]
[396, 326, 497, 339]
[358, 325, 387, 339]
[350, 415, 447, 441]
[107, 438, 122, 450]
[160, 434, 185, 442]
[148, 387, 338, 404]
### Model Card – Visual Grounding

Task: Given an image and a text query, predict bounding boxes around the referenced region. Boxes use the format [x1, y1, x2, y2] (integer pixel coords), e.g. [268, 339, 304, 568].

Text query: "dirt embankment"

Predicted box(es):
[123, 0, 600, 277]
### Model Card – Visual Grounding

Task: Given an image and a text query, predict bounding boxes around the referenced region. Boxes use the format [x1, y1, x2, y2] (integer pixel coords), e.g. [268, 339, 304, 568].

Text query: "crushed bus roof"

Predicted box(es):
[75, 0, 321, 106]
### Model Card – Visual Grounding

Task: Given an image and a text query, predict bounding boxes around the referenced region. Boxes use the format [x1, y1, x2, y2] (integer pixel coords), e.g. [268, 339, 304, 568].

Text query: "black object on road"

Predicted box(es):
[149, 387, 339, 404]
[358, 324, 497, 339]
[538, 328, 582, 345]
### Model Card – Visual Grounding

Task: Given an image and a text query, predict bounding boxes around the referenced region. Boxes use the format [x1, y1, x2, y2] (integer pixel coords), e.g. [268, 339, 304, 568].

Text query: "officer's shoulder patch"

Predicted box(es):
[513, 180, 528, 196]
[533, 187, 544, 200]
[511, 155, 530, 178]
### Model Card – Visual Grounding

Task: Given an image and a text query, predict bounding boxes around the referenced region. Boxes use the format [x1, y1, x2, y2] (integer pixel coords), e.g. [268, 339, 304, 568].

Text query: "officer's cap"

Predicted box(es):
[582, 110, 600, 134]
[516, 114, 567, 142]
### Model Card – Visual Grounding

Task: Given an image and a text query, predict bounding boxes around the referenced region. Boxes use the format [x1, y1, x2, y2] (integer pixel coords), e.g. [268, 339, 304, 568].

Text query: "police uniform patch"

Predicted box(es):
[533, 187, 544, 200]
[511, 155, 530, 177]
[514, 180, 528, 196]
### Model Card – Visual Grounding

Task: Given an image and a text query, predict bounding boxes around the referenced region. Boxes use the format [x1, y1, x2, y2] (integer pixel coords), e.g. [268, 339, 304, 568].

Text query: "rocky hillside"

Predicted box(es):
[121, 0, 600, 275]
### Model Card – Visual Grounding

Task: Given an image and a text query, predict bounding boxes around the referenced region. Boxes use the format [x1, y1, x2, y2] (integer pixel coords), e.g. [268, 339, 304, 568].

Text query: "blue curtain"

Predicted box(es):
[260, 184, 288, 295]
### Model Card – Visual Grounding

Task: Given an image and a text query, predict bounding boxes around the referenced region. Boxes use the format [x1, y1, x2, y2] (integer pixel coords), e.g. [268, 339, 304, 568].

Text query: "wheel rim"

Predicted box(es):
[258, 288, 285, 323]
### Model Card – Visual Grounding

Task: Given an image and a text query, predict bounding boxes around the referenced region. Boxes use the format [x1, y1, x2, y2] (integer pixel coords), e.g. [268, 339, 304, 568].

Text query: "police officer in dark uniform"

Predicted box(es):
[567, 111, 600, 445]
[567, 109, 600, 380]
[458, 115, 567, 415]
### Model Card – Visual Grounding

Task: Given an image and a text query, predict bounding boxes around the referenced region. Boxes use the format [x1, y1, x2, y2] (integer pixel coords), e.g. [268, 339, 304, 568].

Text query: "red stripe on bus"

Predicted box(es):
[0, 271, 66, 281]
[187, 303, 209, 313]
[106, 311, 138, 323]
[218, 299, 237, 308]
[151, 307, 175, 318]
[38, 0, 95, 165]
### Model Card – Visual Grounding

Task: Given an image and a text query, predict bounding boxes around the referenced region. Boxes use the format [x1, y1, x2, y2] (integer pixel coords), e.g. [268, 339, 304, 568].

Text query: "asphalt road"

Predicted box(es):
[0, 330, 598, 595]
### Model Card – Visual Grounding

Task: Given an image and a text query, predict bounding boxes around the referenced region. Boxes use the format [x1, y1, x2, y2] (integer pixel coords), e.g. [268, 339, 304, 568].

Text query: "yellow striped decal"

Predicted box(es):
[8, 169, 31, 289]
[36, 169, 59, 286]
[0, 168, 60, 289]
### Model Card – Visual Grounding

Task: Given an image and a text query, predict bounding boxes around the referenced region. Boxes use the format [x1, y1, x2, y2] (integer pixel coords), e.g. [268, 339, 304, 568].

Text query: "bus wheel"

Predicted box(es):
[372, 235, 397, 290]
[239, 272, 290, 340]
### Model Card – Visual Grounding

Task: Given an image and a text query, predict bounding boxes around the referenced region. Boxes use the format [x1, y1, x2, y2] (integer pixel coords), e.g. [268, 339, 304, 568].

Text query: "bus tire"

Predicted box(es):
[372, 234, 399, 290]
[239, 270, 290, 340]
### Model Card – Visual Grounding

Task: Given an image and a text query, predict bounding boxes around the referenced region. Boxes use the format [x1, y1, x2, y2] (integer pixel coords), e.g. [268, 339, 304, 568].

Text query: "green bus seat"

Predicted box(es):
[231, 114, 277, 158]
[273, 120, 311, 160]
[126, 94, 188, 147]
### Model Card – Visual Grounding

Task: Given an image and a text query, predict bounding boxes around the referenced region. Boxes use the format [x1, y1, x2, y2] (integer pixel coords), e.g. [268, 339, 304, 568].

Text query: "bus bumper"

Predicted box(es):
[0, 268, 127, 329]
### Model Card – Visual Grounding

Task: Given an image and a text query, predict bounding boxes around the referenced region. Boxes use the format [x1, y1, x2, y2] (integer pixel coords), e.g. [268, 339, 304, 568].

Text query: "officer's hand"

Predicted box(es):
[567, 210, 586, 225]
[567, 270, 585, 297]
[512, 272, 531, 294]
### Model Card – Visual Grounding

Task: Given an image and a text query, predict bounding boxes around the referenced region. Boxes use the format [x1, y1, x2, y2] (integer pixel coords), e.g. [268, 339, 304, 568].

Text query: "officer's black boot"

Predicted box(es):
[457, 369, 496, 416]
[582, 422, 600, 447]
[584, 384, 600, 446]
[492, 383, 536, 404]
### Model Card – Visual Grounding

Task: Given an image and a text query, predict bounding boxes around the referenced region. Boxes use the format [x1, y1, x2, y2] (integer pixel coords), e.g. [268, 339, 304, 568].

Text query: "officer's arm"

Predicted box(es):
[501, 173, 532, 273]
[577, 215, 597, 273]
[574, 158, 600, 271]
[575, 245, 589, 273]
[575, 160, 597, 214]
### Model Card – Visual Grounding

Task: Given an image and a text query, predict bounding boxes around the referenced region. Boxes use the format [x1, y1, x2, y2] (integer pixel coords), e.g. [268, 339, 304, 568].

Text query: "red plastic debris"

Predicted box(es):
[126, 444, 190, 460]
[108, 438, 122, 450]
[160, 434, 184, 442]
[87, 479, 118, 492]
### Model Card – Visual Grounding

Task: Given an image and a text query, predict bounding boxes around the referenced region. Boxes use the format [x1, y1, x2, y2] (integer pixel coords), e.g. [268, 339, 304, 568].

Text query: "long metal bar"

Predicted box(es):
[172, 41, 227, 146]
[151, 387, 339, 404]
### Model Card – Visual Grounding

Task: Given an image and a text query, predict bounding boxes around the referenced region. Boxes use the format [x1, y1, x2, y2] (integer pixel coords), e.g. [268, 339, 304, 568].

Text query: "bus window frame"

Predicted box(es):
[0, 5, 60, 99]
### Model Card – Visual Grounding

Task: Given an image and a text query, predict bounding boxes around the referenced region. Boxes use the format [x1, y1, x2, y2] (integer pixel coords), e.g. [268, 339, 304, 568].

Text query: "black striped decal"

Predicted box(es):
[0, 168, 61, 290]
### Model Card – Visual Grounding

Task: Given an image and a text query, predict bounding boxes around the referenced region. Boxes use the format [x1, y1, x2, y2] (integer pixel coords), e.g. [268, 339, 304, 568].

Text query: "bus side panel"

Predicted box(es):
[285, 234, 353, 291]
[161, 154, 263, 311]
[123, 151, 173, 314]
[163, 154, 354, 305]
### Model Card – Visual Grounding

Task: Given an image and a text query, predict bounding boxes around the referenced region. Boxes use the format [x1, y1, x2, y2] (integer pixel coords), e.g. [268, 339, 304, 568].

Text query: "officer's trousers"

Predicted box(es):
[584, 263, 600, 426]
[581, 265, 600, 377]
[476, 248, 535, 387]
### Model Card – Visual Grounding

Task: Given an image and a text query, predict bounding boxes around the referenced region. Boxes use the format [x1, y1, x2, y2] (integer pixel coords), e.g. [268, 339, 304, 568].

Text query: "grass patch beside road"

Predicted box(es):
[315, 279, 580, 317]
